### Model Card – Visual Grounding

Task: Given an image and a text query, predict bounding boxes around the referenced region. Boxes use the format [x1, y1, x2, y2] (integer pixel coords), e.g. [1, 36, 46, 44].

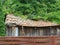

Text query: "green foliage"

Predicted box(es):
[0, 0, 60, 36]
[0, 0, 6, 36]
[0, 12, 5, 36]
[47, 11, 60, 24]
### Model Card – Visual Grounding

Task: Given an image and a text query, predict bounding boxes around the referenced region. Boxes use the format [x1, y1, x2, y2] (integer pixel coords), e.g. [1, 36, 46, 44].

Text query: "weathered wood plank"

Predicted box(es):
[0, 36, 58, 45]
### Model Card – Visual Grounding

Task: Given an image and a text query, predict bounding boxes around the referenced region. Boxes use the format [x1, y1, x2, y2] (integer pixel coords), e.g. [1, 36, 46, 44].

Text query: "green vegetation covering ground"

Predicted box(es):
[0, 0, 60, 36]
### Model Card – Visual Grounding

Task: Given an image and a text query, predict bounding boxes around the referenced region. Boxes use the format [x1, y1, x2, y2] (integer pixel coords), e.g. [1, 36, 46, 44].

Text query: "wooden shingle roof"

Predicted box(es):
[5, 14, 59, 27]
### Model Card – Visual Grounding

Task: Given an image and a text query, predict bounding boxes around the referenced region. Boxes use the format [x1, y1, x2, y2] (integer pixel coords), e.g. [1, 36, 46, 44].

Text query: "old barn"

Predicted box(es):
[3, 14, 60, 45]
[5, 14, 60, 36]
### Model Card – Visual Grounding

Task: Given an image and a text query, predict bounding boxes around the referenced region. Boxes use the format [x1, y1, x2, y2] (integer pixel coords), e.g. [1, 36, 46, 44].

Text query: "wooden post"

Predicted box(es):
[22, 26, 25, 36]
[50, 27, 54, 36]
[6, 26, 8, 36]
[50, 36, 56, 45]
[57, 28, 60, 35]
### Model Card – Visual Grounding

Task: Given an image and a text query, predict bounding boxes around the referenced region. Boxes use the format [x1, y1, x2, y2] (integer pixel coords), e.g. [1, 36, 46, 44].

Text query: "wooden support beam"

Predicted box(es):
[22, 26, 25, 36]
[57, 27, 60, 35]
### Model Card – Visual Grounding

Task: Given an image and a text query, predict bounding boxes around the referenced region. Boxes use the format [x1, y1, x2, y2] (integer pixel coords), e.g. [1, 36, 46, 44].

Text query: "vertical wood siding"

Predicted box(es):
[6, 26, 60, 36]
[18, 27, 59, 36]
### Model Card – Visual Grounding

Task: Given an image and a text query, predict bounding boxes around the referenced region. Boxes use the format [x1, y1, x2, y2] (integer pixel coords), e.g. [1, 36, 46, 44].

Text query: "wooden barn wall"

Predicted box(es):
[6, 26, 60, 36]
[18, 26, 60, 36]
